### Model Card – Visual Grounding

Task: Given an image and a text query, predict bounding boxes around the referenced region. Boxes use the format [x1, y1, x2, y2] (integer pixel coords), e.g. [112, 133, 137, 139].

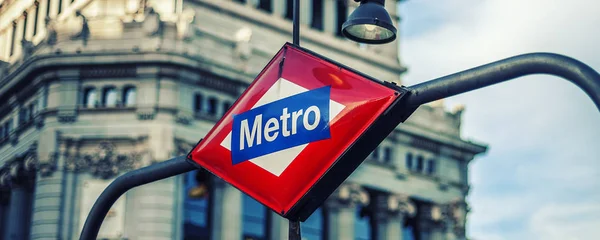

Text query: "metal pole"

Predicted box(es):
[404, 53, 600, 111]
[291, 3, 302, 238]
[293, 0, 300, 45]
[289, 220, 302, 240]
[79, 156, 195, 240]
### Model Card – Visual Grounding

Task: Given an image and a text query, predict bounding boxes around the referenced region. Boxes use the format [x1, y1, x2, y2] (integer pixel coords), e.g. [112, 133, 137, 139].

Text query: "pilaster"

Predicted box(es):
[211, 178, 242, 240]
[2, 147, 38, 240]
[325, 183, 370, 240]
[381, 194, 416, 240]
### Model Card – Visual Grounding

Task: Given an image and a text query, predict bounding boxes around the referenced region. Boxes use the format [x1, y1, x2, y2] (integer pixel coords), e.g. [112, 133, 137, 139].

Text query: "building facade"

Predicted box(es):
[0, 0, 487, 239]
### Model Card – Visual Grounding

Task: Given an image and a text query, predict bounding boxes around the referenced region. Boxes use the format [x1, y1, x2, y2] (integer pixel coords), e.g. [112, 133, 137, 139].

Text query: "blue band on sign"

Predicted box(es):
[231, 86, 331, 165]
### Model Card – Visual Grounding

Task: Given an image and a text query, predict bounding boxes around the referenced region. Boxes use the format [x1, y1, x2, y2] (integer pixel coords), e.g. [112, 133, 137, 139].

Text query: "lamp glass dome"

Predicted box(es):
[341, 0, 397, 44]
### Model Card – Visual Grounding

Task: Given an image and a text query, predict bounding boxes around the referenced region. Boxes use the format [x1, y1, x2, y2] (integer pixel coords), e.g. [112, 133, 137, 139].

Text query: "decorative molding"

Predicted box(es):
[20, 40, 35, 60]
[387, 194, 416, 218]
[64, 142, 145, 179]
[326, 183, 369, 209]
[80, 66, 137, 79]
[45, 17, 57, 45]
[174, 138, 196, 157]
[70, 11, 90, 46]
[0, 145, 38, 189]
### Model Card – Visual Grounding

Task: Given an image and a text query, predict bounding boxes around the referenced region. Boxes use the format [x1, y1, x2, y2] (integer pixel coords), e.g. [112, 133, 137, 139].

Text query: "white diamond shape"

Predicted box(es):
[221, 78, 345, 176]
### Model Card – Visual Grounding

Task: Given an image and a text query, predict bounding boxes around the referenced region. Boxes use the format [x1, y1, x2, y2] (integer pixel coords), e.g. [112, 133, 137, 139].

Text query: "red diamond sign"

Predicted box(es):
[188, 43, 410, 221]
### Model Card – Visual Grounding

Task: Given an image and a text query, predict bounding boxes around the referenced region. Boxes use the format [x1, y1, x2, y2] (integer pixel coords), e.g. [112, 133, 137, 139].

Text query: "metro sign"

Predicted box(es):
[188, 43, 413, 221]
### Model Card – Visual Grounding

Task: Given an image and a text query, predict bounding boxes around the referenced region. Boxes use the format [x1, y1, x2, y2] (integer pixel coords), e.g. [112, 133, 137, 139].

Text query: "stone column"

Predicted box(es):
[2, 154, 37, 240]
[383, 194, 416, 240]
[211, 178, 242, 240]
[325, 183, 369, 240]
[0, 188, 9, 236]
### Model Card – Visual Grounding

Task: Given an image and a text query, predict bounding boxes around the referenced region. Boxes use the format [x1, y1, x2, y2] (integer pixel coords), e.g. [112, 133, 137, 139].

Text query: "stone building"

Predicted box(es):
[0, 0, 487, 239]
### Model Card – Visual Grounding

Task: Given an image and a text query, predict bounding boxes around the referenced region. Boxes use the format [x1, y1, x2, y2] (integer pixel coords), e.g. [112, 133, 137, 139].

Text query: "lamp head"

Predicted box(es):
[342, 0, 397, 44]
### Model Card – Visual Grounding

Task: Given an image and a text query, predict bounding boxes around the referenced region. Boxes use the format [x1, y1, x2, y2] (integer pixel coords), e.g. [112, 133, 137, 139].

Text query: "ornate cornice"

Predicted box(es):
[0, 145, 38, 190]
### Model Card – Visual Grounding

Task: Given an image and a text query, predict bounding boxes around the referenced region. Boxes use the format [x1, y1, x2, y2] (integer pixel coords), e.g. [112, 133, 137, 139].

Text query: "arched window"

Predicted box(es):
[83, 87, 97, 108]
[242, 194, 269, 240]
[355, 205, 372, 240]
[183, 170, 212, 240]
[102, 87, 117, 107]
[122, 86, 136, 107]
[301, 207, 325, 240]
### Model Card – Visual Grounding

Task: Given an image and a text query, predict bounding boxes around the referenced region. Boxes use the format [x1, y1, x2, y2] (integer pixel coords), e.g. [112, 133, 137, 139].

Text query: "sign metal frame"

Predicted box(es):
[187, 43, 416, 221]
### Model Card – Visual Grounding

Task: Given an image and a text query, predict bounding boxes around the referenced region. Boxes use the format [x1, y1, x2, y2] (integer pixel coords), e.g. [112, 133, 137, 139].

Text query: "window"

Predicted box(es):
[426, 159, 436, 175]
[83, 87, 97, 108]
[4, 119, 13, 138]
[416, 155, 424, 172]
[57, 0, 63, 14]
[194, 93, 203, 113]
[383, 147, 392, 163]
[9, 22, 16, 56]
[28, 102, 37, 119]
[311, 0, 323, 30]
[285, 0, 293, 20]
[207, 97, 218, 116]
[242, 194, 269, 240]
[222, 101, 232, 116]
[234, 0, 247, 3]
[183, 170, 212, 240]
[335, 0, 348, 36]
[355, 205, 371, 240]
[122, 86, 136, 107]
[405, 153, 413, 169]
[46, 0, 52, 17]
[0, 124, 4, 139]
[371, 147, 379, 160]
[33, 3, 40, 36]
[22, 12, 28, 40]
[101, 87, 117, 107]
[257, 0, 272, 12]
[19, 107, 30, 125]
[301, 207, 325, 240]
[402, 225, 416, 240]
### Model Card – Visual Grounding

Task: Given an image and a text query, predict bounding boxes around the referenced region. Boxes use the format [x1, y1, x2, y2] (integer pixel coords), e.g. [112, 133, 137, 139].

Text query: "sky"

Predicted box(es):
[399, 0, 600, 239]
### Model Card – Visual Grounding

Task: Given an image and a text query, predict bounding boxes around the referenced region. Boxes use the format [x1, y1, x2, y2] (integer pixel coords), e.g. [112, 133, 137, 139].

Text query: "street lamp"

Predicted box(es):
[342, 0, 397, 44]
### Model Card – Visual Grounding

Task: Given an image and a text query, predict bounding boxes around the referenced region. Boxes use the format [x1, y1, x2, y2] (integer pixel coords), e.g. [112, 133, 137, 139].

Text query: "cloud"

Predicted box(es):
[399, 0, 600, 239]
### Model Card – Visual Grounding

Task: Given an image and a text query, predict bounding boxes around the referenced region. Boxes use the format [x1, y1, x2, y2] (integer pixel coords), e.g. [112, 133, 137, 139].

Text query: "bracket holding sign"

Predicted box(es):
[187, 43, 415, 221]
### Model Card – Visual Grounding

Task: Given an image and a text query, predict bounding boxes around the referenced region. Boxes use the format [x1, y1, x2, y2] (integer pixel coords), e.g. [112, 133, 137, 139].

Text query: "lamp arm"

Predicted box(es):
[404, 52, 600, 111]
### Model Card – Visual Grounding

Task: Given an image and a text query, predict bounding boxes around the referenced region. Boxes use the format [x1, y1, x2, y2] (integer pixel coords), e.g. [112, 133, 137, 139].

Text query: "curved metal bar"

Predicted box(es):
[404, 53, 600, 111]
[79, 156, 196, 240]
